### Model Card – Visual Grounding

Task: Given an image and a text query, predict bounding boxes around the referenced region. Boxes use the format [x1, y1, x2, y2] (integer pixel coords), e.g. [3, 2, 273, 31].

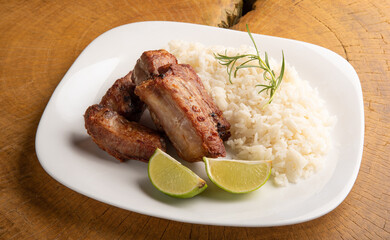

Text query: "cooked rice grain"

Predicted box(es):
[168, 41, 336, 186]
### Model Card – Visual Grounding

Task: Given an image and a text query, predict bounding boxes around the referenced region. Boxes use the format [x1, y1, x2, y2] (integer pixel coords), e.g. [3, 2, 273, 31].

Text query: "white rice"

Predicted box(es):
[168, 40, 336, 186]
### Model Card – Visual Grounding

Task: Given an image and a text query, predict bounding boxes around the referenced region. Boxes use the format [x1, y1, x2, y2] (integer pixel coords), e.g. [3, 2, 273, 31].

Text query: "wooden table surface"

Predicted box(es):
[1, 0, 389, 239]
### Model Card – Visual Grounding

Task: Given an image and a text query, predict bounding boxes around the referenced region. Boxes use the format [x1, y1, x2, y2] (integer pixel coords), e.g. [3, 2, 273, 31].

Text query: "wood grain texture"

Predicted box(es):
[0, 0, 389, 239]
[234, 1, 390, 238]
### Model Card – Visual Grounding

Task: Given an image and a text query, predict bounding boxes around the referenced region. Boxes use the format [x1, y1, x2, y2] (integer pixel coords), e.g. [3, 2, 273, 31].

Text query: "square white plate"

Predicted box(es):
[35, 21, 364, 227]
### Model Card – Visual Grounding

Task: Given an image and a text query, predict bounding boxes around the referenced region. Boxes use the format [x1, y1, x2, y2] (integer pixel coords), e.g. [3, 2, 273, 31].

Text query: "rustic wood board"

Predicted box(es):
[0, 0, 389, 239]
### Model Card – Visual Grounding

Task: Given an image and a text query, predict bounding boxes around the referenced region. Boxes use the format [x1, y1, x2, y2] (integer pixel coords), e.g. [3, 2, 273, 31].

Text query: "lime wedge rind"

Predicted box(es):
[150, 181, 207, 199]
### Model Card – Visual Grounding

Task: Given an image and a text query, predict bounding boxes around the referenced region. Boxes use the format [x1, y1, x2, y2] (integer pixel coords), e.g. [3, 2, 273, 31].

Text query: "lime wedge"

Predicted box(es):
[148, 149, 207, 198]
[203, 157, 271, 194]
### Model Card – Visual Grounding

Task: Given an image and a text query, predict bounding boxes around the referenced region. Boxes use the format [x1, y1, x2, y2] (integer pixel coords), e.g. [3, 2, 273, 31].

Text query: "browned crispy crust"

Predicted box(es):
[100, 71, 145, 122]
[161, 64, 231, 141]
[132, 49, 178, 85]
[84, 104, 166, 162]
[131, 50, 231, 139]
[85, 49, 230, 163]
[135, 75, 226, 162]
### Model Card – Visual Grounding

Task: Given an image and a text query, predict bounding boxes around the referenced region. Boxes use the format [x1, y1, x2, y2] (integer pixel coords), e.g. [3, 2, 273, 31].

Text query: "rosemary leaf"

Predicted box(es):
[214, 24, 286, 107]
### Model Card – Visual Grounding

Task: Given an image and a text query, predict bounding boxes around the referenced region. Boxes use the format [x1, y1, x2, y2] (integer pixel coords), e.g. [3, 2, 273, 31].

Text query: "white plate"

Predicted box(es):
[35, 21, 364, 227]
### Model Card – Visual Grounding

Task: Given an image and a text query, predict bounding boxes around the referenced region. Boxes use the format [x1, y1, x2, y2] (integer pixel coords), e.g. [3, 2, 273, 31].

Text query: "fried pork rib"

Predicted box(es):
[131, 50, 231, 141]
[132, 49, 178, 85]
[135, 75, 226, 162]
[100, 71, 145, 122]
[84, 49, 230, 163]
[161, 64, 231, 141]
[84, 104, 166, 162]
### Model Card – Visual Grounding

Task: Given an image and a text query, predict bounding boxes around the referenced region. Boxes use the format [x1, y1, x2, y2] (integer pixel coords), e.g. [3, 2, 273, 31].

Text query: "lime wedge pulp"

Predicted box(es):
[148, 149, 207, 198]
[203, 157, 271, 194]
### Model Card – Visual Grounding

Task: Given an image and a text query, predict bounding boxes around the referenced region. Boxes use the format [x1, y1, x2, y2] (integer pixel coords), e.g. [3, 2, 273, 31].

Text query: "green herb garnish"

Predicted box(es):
[214, 24, 285, 106]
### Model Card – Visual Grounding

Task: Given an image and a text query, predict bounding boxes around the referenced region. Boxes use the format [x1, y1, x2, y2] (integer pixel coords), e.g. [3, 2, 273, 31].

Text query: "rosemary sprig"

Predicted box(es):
[214, 24, 285, 107]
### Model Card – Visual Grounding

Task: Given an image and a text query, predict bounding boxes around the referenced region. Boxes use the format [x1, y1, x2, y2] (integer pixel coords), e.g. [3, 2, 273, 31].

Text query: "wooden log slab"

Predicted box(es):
[0, 0, 389, 239]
